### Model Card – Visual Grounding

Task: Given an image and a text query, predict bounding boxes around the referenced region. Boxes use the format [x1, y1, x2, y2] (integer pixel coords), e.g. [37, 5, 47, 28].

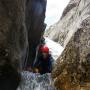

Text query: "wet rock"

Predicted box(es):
[25, 0, 47, 66]
[0, 0, 47, 89]
[0, 0, 28, 89]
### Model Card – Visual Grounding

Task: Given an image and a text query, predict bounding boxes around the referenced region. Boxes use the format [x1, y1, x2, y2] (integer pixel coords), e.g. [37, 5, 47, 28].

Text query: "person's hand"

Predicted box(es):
[34, 68, 39, 73]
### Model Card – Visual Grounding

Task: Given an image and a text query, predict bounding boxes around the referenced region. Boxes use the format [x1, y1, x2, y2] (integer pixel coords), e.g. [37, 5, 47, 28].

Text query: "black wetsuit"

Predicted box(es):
[35, 54, 53, 74]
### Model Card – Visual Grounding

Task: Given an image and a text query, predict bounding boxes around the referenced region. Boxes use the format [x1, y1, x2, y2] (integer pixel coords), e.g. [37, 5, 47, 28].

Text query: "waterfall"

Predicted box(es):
[17, 71, 55, 90]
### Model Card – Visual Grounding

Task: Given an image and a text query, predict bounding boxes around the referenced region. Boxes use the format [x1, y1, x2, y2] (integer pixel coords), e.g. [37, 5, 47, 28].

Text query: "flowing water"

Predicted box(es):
[17, 71, 55, 90]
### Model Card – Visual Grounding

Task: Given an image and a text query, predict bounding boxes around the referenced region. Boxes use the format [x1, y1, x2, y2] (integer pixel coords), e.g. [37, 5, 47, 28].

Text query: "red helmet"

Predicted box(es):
[40, 45, 49, 53]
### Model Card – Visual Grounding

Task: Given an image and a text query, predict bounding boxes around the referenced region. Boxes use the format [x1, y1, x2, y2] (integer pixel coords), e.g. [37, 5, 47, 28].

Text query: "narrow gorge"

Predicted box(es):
[0, 0, 90, 90]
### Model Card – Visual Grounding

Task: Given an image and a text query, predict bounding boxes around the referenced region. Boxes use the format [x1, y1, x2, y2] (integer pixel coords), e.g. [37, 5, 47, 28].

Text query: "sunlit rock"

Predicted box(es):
[52, 0, 90, 90]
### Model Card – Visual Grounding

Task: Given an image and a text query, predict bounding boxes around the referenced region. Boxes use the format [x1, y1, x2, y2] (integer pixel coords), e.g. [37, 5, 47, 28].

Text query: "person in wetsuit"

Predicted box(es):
[35, 45, 53, 74]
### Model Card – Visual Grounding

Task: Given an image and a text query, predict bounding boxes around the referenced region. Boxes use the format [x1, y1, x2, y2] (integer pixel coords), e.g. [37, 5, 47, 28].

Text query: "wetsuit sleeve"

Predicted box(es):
[48, 56, 54, 72]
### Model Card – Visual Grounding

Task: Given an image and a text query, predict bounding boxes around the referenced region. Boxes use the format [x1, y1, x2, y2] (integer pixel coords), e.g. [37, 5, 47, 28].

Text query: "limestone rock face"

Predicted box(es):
[25, 0, 47, 66]
[52, 0, 90, 90]
[45, 0, 78, 46]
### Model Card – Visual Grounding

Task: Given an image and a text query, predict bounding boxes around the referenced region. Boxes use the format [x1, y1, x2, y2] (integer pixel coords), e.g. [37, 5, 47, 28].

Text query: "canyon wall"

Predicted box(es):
[50, 0, 90, 90]
[0, 0, 27, 90]
[0, 0, 47, 90]
[25, 0, 47, 67]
